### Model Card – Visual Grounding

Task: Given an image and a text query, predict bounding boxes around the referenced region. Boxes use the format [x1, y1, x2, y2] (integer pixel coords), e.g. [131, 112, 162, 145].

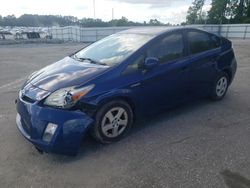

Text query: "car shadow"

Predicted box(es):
[47, 97, 221, 162]
[221, 169, 250, 188]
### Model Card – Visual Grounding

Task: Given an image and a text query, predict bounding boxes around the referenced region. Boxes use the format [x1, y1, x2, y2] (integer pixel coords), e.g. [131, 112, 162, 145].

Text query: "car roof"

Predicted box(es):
[119, 27, 182, 36]
[118, 27, 205, 36]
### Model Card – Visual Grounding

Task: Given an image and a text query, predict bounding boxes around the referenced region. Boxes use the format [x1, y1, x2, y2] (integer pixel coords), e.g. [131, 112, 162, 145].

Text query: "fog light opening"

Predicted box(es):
[43, 123, 58, 142]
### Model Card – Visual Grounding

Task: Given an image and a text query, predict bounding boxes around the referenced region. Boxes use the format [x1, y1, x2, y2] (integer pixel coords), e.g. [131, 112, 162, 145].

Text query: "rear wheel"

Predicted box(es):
[211, 72, 229, 100]
[91, 100, 133, 144]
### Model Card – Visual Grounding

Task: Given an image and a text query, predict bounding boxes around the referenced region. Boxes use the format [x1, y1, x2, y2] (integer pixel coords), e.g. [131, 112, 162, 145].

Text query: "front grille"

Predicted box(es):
[21, 118, 31, 135]
[21, 95, 36, 103]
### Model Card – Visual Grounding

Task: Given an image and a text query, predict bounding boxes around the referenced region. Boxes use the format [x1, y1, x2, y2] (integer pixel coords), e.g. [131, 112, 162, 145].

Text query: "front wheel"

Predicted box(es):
[91, 100, 133, 144]
[211, 72, 229, 100]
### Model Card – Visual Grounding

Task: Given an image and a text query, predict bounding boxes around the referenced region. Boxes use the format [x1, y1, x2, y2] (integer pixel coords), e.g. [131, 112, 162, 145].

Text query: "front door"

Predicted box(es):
[122, 32, 190, 115]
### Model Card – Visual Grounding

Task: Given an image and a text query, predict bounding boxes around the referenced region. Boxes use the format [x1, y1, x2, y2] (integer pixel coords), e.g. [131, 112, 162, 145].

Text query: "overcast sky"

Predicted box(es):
[0, 0, 212, 24]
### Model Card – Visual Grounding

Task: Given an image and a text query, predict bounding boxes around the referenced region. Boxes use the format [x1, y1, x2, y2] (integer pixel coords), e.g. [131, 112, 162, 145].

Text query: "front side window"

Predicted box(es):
[187, 31, 220, 55]
[74, 34, 152, 67]
[122, 55, 144, 75]
[147, 33, 184, 64]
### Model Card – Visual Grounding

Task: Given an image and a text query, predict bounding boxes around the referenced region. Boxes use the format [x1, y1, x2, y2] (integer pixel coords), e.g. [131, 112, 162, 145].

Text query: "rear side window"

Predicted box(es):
[147, 33, 184, 64]
[187, 31, 220, 55]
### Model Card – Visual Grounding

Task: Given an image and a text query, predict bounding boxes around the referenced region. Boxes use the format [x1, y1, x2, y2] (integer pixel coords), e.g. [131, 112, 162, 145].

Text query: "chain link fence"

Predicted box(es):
[51, 24, 250, 42]
[51, 26, 130, 42]
[1, 24, 250, 43]
[190, 24, 250, 39]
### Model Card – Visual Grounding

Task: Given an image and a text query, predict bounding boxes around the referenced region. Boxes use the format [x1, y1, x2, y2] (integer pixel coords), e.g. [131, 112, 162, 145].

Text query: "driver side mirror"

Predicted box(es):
[143, 57, 159, 70]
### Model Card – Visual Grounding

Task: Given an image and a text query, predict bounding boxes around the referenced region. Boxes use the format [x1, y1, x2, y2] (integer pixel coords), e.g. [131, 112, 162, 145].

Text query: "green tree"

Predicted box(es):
[247, 0, 250, 17]
[0, 14, 168, 27]
[185, 0, 250, 24]
[231, 0, 250, 23]
[18, 14, 40, 26]
[116, 16, 129, 26]
[236, 0, 245, 17]
[148, 19, 162, 25]
[186, 0, 205, 24]
[225, 0, 238, 23]
[208, 0, 229, 24]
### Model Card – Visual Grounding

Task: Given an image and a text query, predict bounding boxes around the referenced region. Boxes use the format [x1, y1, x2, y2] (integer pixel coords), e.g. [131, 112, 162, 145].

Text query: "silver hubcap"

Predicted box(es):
[216, 76, 228, 97]
[101, 107, 128, 138]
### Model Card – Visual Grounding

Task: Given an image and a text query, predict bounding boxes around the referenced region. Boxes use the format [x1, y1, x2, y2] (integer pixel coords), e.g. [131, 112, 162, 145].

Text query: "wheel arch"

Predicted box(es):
[97, 96, 137, 121]
[222, 68, 232, 83]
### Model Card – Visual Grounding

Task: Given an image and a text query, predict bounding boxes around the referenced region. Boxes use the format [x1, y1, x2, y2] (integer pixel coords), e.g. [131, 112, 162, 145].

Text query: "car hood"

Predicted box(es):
[28, 56, 109, 92]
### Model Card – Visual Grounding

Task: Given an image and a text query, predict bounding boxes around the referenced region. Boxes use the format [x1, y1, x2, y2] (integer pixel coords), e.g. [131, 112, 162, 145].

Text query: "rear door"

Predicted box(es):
[186, 30, 221, 97]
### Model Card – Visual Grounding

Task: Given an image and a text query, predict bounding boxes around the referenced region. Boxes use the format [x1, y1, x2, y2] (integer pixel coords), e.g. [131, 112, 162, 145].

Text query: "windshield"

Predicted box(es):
[74, 33, 153, 66]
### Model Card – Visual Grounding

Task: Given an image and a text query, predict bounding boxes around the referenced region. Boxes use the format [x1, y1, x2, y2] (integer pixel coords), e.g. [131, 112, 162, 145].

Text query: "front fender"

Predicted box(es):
[94, 89, 135, 106]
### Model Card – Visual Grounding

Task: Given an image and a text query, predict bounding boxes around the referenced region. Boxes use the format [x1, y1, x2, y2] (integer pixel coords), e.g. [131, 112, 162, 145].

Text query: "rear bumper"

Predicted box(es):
[16, 93, 94, 156]
[230, 57, 237, 84]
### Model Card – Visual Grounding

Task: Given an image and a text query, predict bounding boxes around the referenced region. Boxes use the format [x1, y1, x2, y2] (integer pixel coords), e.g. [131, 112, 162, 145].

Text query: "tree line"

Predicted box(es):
[186, 0, 250, 24]
[0, 14, 170, 27]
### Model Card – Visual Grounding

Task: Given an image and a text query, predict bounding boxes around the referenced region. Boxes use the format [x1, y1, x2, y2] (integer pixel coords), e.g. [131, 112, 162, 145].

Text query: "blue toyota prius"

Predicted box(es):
[16, 27, 237, 155]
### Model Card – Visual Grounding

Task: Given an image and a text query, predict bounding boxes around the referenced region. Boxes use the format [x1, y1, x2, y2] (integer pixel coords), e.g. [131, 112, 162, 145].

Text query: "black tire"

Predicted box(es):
[211, 72, 229, 101]
[91, 100, 133, 144]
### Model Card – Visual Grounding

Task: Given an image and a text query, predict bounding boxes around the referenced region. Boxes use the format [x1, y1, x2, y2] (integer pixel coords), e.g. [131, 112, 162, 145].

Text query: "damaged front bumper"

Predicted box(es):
[16, 92, 94, 156]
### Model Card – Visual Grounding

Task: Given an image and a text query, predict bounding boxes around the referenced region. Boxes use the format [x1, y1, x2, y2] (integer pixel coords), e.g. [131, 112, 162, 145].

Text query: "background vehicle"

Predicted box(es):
[16, 27, 237, 155]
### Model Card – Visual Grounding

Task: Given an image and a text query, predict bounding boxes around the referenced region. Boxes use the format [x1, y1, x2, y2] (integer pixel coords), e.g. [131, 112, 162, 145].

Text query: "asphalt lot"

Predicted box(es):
[0, 40, 250, 188]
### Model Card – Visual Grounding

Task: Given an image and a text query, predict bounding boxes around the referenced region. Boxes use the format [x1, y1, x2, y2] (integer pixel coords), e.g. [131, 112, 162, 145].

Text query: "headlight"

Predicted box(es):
[44, 84, 95, 109]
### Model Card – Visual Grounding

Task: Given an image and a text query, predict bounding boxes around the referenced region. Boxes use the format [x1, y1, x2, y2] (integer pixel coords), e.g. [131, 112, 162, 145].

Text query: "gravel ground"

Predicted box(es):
[0, 40, 250, 188]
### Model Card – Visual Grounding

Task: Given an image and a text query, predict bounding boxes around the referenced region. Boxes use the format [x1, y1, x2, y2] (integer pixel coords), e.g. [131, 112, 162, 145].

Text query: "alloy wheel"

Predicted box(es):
[101, 107, 128, 138]
[216, 76, 228, 97]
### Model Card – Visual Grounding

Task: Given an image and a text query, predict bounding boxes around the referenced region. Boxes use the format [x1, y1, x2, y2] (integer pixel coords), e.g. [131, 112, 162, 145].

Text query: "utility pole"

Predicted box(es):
[112, 8, 114, 20]
[93, 0, 96, 19]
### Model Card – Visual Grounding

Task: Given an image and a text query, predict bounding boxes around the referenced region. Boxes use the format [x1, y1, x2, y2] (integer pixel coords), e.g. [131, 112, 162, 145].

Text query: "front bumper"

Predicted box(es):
[16, 93, 94, 156]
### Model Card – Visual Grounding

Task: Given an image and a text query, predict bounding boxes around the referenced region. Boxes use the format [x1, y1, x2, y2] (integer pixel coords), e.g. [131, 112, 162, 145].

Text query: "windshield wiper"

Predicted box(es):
[73, 55, 107, 66]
